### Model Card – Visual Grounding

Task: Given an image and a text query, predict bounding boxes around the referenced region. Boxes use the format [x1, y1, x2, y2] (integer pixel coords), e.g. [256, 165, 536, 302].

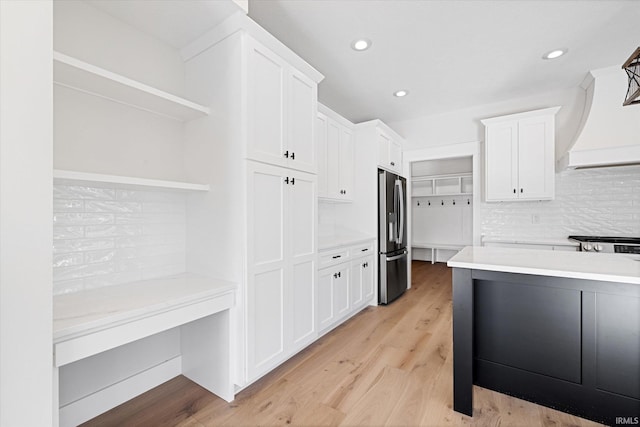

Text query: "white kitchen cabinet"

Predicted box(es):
[317, 105, 355, 201]
[378, 131, 403, 174]
[482, 107, 560, 202]
[247, 39, 317, 174]
[350, 256, 374, 307]
[318, 263, 349, 331]
[246, 161, 317, 381]
[317, 239, 376, 334]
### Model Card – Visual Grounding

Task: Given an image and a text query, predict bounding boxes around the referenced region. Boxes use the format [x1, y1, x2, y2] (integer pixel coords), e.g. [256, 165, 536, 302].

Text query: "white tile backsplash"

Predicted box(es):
[53, 183, 187, 295]
[479, 165, 640, 241]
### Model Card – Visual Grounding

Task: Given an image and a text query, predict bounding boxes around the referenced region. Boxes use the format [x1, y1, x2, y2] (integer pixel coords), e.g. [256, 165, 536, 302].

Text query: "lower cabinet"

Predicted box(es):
[318, 241, 375, 334]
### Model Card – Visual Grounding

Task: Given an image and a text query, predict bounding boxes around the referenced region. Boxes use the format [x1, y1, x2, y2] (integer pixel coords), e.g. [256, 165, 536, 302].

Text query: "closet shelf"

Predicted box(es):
[53, 51, 210, 121]
[53, 169, 210, 192]
[412, 172, 472, 182]
[412, 192, 473, 198]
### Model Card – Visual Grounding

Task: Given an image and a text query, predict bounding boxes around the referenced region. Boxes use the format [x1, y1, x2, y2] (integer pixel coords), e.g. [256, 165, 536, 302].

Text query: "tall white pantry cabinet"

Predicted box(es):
[183, 24, 323, 386]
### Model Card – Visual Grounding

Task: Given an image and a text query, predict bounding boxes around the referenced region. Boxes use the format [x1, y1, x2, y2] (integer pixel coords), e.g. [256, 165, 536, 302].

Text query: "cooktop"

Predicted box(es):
[568, 236, 640, 244]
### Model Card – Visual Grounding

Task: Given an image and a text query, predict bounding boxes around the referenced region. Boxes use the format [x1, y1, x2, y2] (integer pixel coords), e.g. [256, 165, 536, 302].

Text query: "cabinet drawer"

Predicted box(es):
[319, 248, 350, 268]
[350, 241, 375, 259]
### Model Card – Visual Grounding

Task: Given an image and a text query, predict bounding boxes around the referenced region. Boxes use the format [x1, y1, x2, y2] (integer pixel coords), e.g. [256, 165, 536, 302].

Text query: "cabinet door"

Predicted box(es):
[316, 113, 328, 198]
[350, 260, 363, 307]
[517, 115, 554, 200]
[246, 41, 287, 169]
[326, 119, 341, 199]
[288, 70, 317, 174]
[485, 122, 518, 201]
[378, 132, 391, 170]
[246, 162, 287, 380]
[287, 170, 317, 350]
[362, 255, 375, 302]
[318, 268, 334, 331]
[339, 128, 354, 200]
[388, 138, 402, 173]
[333, 265, 350, 319]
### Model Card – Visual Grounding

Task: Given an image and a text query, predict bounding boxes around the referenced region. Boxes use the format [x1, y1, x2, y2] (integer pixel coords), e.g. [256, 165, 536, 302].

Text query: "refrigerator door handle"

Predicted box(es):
[394, 180, 403, 244]
[386, 250, 408, 262]
[398, 179, 405, 244]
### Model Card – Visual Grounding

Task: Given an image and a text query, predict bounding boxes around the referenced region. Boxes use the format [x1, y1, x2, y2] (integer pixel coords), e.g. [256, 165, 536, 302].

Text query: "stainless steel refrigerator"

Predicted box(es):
[378, 169, 408, 304]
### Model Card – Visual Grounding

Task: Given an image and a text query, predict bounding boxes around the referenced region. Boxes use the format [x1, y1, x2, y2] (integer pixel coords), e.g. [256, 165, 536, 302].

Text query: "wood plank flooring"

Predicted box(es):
[82, 262, 603, 426]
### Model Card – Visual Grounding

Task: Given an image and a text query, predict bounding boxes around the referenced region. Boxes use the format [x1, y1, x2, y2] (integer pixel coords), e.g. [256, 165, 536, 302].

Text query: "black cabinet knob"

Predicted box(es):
[284, 150, 289, 158]
[284, 177, 289, 184]
[291, 178, 295, 185]
[291, 152, 295, 160]
[520, 188, 523, 193]
[513, 189, 516, 194]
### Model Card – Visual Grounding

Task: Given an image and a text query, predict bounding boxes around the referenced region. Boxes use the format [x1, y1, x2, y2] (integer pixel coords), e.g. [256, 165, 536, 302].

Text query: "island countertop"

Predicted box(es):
[448, 246, 640, 285]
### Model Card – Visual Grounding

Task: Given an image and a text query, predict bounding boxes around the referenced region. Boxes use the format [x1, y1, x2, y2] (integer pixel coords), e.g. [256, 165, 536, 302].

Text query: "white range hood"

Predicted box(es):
[558, 66, 640, 170]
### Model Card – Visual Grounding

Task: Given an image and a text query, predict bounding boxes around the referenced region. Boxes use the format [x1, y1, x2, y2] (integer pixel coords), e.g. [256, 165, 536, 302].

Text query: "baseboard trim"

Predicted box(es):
[59, 356, 182, 427]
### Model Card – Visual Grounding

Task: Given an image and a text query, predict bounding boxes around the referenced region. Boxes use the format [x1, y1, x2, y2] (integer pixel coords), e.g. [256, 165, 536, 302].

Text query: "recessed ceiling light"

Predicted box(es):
[351, 38, 371, 51]
[542, 48, 567, 60]
[394, 90, 409, 97]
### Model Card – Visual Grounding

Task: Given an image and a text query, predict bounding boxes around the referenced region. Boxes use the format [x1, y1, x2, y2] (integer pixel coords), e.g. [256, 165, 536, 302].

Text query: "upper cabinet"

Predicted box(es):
[482, 107, 560, 202]
[246, 39, 317, 174]
[317, 104, 354, 201]
[378, 130, 403, 174]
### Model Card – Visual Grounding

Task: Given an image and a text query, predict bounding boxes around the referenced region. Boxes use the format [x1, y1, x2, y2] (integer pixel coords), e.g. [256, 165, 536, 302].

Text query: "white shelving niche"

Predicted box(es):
[53, 51, 210, 121]
[51, 2, 245, 425]
[53, 169, 210, 192]
[411, 171, 473, 264]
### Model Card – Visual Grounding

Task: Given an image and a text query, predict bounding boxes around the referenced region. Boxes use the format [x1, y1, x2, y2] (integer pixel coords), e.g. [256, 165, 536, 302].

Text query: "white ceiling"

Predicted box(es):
[88, 0, 243, 49]
[248, 0, 640, 124]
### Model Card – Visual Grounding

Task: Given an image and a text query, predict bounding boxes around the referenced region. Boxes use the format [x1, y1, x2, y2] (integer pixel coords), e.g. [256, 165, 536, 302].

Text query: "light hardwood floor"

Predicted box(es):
[82, 262, 603, 427]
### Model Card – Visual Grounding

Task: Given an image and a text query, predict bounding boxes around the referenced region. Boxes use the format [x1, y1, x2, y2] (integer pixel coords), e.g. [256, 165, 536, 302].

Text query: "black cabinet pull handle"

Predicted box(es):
[332, 255, 341, 259]
[520, 188, 523, 193]
[467, 199, 470, 205]
[513, 188, 516, 194]
[291, 152, 295, 160]
[361, 248, 368, 252]
[441, 200, 444, 206]
[390, 162, 395, 166]
[284, 151, 289, 158]
[453, 200, 456, 205]
[291, 178, 295, 185]
[284, 177, 289, 184]
[333, 273, 338, 278]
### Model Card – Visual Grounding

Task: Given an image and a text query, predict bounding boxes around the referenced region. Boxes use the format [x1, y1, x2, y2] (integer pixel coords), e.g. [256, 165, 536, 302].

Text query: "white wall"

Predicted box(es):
[0, 1, 54, 425]
[391, 86, 585, 160]
[391, 84, 640, 243]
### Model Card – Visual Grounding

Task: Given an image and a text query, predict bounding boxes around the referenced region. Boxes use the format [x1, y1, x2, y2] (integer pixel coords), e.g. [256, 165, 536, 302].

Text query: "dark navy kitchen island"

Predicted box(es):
[448, 246, 640, 426]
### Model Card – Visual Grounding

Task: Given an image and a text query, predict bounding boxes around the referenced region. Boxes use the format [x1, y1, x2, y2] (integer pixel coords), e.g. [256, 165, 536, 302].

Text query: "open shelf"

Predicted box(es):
[53, 51, 210, 121]
[53, 169, 210, 192]
[411, 172, 473, 197]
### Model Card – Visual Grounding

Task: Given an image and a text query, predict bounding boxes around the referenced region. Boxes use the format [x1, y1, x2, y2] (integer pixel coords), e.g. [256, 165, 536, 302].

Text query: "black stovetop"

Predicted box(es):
[568, 235, 640, 244]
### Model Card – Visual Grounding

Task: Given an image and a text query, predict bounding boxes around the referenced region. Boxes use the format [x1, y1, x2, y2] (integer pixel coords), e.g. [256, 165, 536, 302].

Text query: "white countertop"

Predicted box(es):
[448, 246, 640, 285]
[319, 229, 375, 251]
[54, 273, 237, 341]
[481, 237, 580, 247]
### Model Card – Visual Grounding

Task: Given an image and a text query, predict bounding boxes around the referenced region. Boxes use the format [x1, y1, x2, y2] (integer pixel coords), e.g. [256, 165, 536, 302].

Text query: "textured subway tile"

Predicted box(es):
[53, 253, 83, 268]
[52, 183, 188, 293]
[84, 249, 116, 264]
[53, 262, 115, 282]
[53, 279, 85, 295]
[53, 226, 84, 239]
[53, 238, 115, 254]
[85, 224, 143, 238]
[53, 213, 114, 226]
[54, 200, 84, 212]
[54, 185, 115, 200]
[85, 201, 142, 213]
[480, 165, 640, 241]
